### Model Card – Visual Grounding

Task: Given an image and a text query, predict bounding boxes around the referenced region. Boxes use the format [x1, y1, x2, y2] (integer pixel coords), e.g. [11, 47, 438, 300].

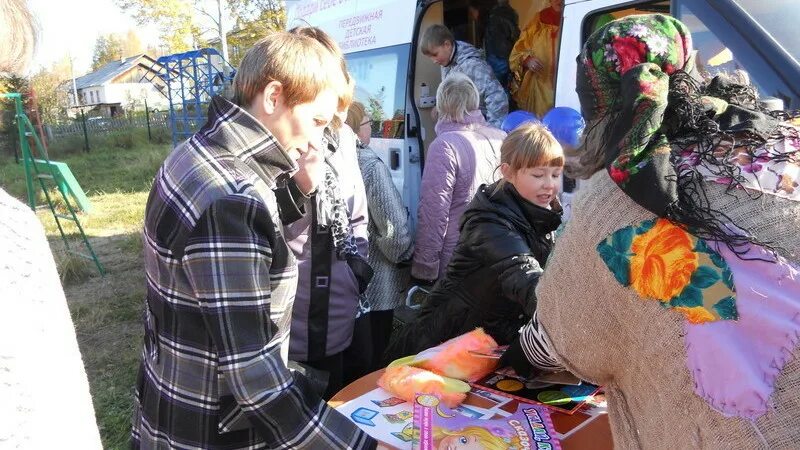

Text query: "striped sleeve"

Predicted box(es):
[519, 311, 563, 371]
[183, 195, 375, 449]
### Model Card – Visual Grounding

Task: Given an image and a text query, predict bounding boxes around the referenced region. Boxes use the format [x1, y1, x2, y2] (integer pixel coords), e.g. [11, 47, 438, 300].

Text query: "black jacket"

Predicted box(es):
[384, 181, 561, 362]
[484, 4, 520, 59]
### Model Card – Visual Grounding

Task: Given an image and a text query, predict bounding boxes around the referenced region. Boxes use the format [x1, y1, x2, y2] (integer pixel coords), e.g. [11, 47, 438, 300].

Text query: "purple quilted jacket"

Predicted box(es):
[412, 111, 506, 281]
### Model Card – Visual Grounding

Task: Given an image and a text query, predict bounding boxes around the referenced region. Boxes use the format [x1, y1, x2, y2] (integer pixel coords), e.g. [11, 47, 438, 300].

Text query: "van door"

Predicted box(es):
[345, 44, 416, 213]
[287, 0, 422, 226]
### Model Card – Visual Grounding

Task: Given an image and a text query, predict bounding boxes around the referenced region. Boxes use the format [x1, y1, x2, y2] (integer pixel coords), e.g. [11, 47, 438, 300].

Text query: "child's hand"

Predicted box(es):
[499, 336, 539, 379]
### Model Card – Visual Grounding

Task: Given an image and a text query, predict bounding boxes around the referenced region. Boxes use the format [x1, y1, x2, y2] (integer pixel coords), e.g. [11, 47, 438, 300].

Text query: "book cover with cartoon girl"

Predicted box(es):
[412, 393, 561, 450]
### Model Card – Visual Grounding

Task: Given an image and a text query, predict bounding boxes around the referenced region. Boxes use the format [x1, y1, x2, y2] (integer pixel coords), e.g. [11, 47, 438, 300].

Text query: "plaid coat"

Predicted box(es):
[132, 96, 375, 449]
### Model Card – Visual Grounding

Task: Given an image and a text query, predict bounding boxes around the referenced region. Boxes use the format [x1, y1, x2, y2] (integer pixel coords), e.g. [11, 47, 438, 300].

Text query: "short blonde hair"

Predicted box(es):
[345, 101, 366, 131]
[232, 31, 348, 110]
[288, 26, 354, 114]
[0, 0, 37, 74]
[502, 122, 564, 171]
[421, 24, 454, 56]
[436, 72, 480, 123]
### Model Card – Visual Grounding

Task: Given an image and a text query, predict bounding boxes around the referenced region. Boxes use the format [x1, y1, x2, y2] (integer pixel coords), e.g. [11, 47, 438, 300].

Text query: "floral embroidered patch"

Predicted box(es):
[597, 218, 737, 323]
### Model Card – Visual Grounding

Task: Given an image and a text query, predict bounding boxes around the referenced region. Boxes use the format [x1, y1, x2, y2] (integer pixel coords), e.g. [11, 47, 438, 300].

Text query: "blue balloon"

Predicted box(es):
[501, 110, 538, 133]
[542, 107, 586, 148]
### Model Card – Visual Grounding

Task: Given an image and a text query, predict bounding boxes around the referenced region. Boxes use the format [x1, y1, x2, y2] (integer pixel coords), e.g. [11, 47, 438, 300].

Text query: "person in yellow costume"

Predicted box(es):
[509, 0, 563, 117]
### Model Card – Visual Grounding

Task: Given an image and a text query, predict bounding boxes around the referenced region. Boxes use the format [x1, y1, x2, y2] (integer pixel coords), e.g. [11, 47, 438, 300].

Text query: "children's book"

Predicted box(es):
[412, 393, 561, 450]
[470, 370, 600, 415]
[336, 387, 497, 447]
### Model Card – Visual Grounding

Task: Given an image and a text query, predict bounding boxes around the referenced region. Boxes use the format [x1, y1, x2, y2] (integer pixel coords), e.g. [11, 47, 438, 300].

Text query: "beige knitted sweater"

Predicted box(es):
[537, 171, 800, 449]
[0, 189, 102, 448]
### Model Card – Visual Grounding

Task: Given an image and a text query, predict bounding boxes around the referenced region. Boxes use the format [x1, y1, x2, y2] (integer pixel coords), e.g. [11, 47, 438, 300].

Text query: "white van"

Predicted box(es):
[287, 0, 800, 229]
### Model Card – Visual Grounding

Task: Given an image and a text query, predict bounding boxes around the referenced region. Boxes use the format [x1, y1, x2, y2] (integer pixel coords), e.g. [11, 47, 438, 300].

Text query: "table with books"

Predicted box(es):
[330, 368, 613, 450]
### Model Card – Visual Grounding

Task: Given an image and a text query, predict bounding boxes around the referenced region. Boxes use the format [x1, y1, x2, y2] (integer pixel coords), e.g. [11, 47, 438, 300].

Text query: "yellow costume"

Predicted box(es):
[509, 7, 561, 117]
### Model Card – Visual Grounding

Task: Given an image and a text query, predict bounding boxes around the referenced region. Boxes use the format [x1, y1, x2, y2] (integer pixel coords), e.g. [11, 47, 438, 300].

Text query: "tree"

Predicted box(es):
[227, 0, 285, 30]
[0, 75, 31, 160]
[122, 30, 146, 57]
[201, 0, 285, 68]
[29, 58, 71, 125]
[92, 34, 124, 70]
[115, 0, 198, 53]
[367, 87, 386, 123]
[221, 7, 284, 67]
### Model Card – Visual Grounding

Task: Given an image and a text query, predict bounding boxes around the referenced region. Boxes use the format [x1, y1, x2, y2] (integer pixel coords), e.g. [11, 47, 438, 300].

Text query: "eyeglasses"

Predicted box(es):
[360, 119, 373, 127]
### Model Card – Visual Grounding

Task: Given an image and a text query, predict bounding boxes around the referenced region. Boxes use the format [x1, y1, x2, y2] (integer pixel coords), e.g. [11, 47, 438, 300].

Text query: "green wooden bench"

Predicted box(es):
[33, 159, 92, 213]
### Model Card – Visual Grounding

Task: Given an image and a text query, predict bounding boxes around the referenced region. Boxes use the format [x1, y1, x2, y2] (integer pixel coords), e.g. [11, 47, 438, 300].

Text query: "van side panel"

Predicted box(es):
[287, 0, 417, 53]
[555, 0, 629, 110]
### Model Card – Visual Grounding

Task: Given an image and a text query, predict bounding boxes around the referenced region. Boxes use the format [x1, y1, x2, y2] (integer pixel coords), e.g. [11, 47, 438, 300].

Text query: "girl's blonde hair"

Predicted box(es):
[501, 121, 564, 172]
[433, 425, 520, 450]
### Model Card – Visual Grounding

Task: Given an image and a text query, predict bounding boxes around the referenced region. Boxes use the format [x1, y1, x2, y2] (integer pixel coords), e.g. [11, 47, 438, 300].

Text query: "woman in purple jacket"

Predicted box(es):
[412, 73, 506, 284]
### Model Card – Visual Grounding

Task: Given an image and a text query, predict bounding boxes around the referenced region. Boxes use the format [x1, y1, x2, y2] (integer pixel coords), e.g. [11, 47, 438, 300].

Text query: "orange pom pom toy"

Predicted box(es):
[377, 365, 470, 408]
[388, 328, 500, 382]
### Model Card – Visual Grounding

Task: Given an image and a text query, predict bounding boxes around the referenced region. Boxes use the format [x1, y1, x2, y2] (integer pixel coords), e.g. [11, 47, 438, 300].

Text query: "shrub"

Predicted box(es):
[149, 127, 171, 145]
[106, 130, 139, 149]
[55, 251, 95, 285]
[47, 134, 87, 158]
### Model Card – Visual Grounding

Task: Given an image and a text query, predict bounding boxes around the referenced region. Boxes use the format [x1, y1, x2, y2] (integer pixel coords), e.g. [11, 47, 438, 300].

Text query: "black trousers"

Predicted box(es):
[303, 352, 344, 400]
[369, 309, 395, 370]
[342, 313, 373, 387]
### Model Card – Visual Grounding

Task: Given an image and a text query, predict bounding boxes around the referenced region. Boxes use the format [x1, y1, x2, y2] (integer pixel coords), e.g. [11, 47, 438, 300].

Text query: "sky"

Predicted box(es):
[28, 0, 161, 75]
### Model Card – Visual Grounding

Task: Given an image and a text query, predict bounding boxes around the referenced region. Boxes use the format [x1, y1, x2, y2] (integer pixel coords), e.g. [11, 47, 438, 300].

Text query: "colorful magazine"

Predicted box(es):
[470, 370, 600, 415]
[412, 393, 561, 450]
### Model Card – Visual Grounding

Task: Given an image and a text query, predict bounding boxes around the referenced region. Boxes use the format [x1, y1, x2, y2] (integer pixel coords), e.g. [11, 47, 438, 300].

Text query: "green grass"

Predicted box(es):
[0, 136, 169, 200]
[0, 138, 171, 449]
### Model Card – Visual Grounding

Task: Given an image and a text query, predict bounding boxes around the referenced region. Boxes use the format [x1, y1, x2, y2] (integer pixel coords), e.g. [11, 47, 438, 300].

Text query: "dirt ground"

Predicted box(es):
[56, 227, 145, 449]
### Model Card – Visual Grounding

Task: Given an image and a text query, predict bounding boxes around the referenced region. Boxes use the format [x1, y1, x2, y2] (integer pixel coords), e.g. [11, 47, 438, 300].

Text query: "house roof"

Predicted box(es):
[73, 54, 160, 89]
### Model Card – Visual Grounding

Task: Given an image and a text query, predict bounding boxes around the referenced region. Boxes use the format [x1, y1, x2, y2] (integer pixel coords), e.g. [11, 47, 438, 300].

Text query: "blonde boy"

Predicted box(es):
[133, 31, 376, 449]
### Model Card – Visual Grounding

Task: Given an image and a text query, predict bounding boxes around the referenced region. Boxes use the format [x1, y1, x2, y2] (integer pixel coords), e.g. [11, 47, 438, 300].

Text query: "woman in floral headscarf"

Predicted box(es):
[523, 14, 800, 448]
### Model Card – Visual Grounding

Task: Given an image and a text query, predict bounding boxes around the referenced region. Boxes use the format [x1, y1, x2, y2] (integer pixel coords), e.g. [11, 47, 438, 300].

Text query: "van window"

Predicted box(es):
[733, 0, 799, 60]
[346, 43, 410, 139]
[674, 0, 799, 106]
[675, 4, 743, 79]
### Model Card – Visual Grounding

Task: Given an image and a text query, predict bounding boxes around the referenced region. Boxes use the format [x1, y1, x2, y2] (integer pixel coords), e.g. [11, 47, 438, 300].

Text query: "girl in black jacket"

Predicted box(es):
[384, 123, 564, 366]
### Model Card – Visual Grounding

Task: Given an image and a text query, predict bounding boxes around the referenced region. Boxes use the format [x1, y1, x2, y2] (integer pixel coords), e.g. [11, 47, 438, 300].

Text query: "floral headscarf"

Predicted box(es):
[576, 14, 797, 254]
[577, 14, 694, 216]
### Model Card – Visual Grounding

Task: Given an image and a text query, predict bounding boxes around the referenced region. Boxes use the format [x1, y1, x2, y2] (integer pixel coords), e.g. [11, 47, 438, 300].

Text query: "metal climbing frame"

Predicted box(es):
[142, 48, 235, 147]
[1, 92, 104, 275]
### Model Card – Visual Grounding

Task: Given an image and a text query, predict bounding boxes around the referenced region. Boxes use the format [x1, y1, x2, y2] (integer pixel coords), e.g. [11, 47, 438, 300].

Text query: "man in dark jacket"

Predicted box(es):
[482, 0, 520, 88]
[383, 180, 561, 363]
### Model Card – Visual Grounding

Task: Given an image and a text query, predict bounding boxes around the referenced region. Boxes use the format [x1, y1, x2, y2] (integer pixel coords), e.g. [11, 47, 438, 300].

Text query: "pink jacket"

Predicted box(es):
[412, 110, 506, 281]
